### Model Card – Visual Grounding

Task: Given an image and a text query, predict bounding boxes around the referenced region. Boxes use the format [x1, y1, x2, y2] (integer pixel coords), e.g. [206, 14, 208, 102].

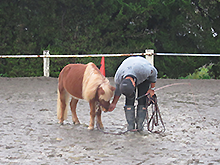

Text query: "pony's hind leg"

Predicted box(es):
[70, 98, 80, 125]
[57, 87, 70, 124]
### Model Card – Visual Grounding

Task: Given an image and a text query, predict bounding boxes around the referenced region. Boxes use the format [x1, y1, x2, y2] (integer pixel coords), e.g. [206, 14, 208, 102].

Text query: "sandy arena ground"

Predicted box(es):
[0, 77, 220, 165]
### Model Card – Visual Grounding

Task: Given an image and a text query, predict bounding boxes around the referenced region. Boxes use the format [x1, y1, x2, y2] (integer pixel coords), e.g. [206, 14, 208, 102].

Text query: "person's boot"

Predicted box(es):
[124, 105, 135, 131]
[136, 105, 147, 131]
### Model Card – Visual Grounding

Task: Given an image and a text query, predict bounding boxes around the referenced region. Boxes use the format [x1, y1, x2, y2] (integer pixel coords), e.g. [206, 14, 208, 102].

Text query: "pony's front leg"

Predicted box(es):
[96, 107, 104, 129]
[88, 100, 96, 130]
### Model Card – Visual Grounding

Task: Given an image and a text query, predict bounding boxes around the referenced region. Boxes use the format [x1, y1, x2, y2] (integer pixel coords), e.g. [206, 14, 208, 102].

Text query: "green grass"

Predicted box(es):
[179, 64, 213, 79]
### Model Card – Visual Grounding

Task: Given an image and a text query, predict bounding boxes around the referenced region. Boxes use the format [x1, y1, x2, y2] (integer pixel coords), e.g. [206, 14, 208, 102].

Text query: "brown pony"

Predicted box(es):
[57, 62, 115, 130]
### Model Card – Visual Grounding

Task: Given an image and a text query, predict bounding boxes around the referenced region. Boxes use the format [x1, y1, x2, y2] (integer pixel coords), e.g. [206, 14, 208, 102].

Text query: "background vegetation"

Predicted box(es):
[0, 0, 220, 78]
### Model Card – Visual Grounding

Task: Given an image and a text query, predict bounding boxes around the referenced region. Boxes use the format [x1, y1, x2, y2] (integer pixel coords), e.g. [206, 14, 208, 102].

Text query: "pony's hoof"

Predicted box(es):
[58, 121, 64, 125]
[73, 121, 80, 125]
[88, 126, 94, 130]
[97, 123, 104, 130]
[98, 125, 104, 130]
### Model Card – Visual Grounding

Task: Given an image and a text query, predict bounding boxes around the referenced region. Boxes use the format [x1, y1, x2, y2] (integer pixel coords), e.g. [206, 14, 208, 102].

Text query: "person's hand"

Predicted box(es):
[147, 89, 155, 97]
[108, 103, 116, 112]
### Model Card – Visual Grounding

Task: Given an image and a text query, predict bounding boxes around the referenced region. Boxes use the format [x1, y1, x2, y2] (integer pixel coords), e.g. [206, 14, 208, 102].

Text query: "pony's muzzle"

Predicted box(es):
[98, 100, 111, 112]
[101, 107, 108, 112]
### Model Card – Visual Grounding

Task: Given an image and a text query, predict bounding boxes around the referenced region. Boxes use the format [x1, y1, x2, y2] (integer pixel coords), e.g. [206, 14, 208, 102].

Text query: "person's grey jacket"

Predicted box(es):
[114, 56, 158, 96]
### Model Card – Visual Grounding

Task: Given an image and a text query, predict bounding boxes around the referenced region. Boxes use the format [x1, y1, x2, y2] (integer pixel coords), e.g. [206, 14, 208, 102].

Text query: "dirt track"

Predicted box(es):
[0, 77, 220, 165]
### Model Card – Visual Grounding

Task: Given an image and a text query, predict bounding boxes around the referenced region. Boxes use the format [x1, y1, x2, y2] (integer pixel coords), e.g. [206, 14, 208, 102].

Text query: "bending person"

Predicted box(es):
[108, 56, 158, 131]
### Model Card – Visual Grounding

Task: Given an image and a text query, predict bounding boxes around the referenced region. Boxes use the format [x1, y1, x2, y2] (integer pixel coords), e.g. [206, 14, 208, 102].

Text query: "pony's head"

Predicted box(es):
[97, 83, 115, 112]
[82, 62, 115, 111]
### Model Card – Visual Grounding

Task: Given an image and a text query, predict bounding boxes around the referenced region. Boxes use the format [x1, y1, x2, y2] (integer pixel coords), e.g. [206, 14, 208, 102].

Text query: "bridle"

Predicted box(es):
[95, 101, 109, 112]
[95, 84, 110, 111]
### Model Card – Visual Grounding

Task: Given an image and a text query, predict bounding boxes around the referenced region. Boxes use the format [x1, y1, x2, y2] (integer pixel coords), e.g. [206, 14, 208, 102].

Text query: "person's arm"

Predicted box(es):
[147, 82, 156, 96]
[108, 95, 120, 112]
[147, 66, 157, 96]
[150, 82, 155, 90]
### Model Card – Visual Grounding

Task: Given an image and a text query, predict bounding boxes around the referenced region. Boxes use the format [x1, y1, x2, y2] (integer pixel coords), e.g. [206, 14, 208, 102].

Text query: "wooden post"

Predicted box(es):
[43, 50, 50, 77]
[145, 49, 154, 66]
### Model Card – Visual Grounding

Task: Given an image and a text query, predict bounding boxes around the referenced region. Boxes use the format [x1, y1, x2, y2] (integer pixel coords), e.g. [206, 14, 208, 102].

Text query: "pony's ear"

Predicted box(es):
[98, 87, 105, 95]
[110, 86, 116, 91]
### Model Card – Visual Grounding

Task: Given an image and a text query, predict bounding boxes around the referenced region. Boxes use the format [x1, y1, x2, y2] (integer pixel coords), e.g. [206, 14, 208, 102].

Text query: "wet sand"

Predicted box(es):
[0, 77, 220, 165]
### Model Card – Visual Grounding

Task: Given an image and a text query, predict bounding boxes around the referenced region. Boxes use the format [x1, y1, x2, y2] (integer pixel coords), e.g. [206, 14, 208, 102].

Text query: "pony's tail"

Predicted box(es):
[57, 88, 69, 122]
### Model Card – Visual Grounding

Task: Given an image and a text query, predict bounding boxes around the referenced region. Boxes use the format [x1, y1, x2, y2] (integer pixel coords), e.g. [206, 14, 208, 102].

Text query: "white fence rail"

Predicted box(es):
[155, 53, 220, 57]
[1, 49, 220, 77]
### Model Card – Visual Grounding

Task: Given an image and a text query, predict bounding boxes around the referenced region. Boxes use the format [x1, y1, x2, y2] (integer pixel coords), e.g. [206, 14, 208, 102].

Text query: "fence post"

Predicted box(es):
[145, 49, 154, 66]
[43, 50, 50, 77]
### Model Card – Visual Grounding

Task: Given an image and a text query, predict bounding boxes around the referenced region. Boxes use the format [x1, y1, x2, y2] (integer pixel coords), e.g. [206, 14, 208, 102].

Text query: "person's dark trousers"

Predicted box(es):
[135, 79, 151, 131]
[124, 79, 151, 131]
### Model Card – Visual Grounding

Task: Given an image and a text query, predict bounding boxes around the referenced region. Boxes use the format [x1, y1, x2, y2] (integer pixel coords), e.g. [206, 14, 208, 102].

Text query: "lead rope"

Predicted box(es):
[96, 94, 166, 135]
[96, 82, 192, 135]
[145, 94, 165, 133]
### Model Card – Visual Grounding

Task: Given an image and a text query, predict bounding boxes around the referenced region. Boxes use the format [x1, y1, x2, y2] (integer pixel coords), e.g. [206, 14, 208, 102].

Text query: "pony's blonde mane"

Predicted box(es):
[82, 62, 113, 101]
[99, 82, 114, 101]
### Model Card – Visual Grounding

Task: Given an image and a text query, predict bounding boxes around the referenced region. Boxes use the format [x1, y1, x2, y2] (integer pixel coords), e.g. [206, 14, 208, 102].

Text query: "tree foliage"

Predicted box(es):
[0, 0, 220, 78]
